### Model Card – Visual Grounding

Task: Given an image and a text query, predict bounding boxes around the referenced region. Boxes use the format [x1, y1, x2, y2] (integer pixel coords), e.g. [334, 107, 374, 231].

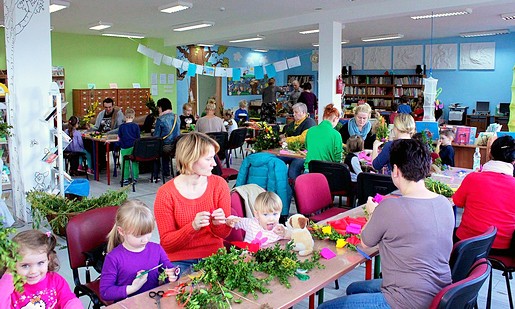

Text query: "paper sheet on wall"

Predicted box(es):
[286, 56, 301, 68]
[151, 73, 158, 85]
[274, 60, 288, 72]
[168, 74, 175, 84]
[109, 83, 118, 89]
[160, 74, 167, 84]
[132, 83, 141, 88]
[151, 85, 158, 96]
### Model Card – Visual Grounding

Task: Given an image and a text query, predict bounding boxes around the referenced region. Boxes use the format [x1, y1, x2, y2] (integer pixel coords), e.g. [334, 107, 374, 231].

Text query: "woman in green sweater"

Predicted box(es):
[304, 104, 343, 170]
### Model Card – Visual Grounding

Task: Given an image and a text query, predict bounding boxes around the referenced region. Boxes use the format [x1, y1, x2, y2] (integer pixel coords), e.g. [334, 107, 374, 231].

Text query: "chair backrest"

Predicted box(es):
[450, 226, 497, 282]
[227, 127, 248, 150]
[224, 191, 246, 248]
[308, 160, 352, 193]
[295, 173, 333, 215]
[429, 258, 491, 309]
[356, 172, 397, 206]
[66, 206, 118, 269]
[207, 131, 228, 160]
[212, 155, 223, 176]
[132, 137, 163, 161]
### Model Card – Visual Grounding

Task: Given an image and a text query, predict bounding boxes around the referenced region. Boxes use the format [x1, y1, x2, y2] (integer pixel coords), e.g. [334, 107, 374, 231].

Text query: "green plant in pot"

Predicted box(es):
[27, 188, 128, 236]
[0, 222, 24, 292]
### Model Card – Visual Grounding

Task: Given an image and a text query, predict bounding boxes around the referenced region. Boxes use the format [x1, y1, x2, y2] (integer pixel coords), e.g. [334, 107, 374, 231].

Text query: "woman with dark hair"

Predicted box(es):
[153, 98, 181, 180]
[453, 135, 515, 254]
[297, 82, 318, 118]
[319, 139, 454, 309]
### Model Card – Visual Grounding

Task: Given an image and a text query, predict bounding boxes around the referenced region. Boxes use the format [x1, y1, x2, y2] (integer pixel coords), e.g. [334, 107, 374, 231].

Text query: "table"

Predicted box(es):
[430, 167, 473, 191]
[107, 207, 379, 309]
[452, 143, 488, 169]
[83, 133, 119, 185]
[265, 148, 306, 159]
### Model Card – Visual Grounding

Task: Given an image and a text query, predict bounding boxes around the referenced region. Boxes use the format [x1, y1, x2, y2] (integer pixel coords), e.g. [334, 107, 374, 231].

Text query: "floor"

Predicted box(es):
[6, 153, 512, 309]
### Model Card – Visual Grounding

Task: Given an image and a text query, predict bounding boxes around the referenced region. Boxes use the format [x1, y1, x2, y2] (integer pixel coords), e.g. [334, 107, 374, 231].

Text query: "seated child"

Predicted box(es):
[398, 95, 412, 114]
[413, 101, 424, 121]
[234, 100, 249, 123]
[118, 108, 141, 185]
[344, 135, 364, 182]
[389, 103, 398, 124]
[64, 115, 92, 175]
[226, 191, 290, 247]
[223, 109, 238, 136]
[0, 230, 83, 308]
[100, 200, 179, 302]
[436, 129, 455, 167]
[179, 102, 196, 130]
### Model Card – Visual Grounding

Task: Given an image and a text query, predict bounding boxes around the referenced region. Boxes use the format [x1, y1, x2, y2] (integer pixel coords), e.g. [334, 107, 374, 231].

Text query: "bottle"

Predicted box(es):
[473, 147, 481, 171]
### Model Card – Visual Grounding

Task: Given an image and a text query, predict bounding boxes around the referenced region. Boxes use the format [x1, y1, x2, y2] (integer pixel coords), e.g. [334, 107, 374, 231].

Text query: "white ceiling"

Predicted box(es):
[3, 0, 515, 49]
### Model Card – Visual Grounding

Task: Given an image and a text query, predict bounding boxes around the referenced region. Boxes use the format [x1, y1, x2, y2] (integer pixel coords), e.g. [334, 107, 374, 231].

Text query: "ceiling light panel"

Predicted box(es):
[172, 21, 214, 32]
[411, 8, 472, 20]
[229, 35, 264, 43]
[102, 32, 145, 39]
[460, 29, 509, 38]
[501, 12, 515, 20]
[299, 29, 320, 34]
[159, 1, 192, 13]
[89, 22, 113, 31]
[49, 0, 70, 13]
[361, 34, 404, 42]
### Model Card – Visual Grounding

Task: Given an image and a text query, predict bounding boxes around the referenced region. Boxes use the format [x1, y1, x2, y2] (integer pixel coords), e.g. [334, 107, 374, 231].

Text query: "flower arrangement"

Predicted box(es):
[309, 220, 363, 251]
[286, 140, 304, 152]
[146, 95, 159, 117]
[80, 101, 100, 128]
[253, 122, 280, 152]
[374, 114, 389, 142]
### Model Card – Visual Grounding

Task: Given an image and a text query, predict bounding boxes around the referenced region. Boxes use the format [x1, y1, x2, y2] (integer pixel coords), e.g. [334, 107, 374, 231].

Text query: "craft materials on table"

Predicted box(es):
[136, 263, 163, 279]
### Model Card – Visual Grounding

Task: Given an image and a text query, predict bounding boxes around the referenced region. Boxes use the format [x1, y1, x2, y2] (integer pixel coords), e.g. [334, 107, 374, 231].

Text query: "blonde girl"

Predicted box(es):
[100, 200, 179, 302]
[223, 109, 238, 136]
[0, 230, 82, 309]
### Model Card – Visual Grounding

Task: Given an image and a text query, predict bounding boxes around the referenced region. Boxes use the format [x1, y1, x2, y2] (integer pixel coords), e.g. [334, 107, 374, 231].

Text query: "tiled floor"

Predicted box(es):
[6, 154, 512, 308]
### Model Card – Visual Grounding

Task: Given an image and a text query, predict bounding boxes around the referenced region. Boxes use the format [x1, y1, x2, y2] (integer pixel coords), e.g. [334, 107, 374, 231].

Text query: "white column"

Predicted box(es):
[317, 21, 342, 123]
[4, 0, 53, 221]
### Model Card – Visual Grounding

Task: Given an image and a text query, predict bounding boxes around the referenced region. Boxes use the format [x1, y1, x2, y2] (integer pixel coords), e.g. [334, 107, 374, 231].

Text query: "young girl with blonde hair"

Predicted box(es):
[100, 200, 179, 302]
[0, 230, 82, 308]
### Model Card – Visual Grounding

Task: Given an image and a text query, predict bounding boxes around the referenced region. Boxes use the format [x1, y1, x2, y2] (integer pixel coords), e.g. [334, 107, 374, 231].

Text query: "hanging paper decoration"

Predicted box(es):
[215, 67, 228, 77]
[196, 65, 204, 74]
[287, 56, 301, 68]
[181, 61, 190, 71]
[187, 63, 197, 77]
[265, 64, 276, 78]
[153, 52, 163, 65]
[203, 66, 215, 76]
[254, 66, 264, 79]
[162, 55, 173, 66]
[233, 68, 241, 80]
[274, 60, 288, 72]
[172, 58, 183, 68]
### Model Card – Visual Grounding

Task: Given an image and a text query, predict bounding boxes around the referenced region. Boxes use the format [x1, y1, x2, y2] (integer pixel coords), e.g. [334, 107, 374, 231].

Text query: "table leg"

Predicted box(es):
[365, 260, 372, 280]
[106, 142, 110, 185]
[309, 294, 315, 309]
[93, 141, 99, 181]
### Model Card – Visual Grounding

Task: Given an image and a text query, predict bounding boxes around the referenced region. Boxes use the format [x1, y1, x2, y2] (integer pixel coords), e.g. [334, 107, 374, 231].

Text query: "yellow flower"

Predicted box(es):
[322, 226, 332, 235]
[336, 239, 347, 248]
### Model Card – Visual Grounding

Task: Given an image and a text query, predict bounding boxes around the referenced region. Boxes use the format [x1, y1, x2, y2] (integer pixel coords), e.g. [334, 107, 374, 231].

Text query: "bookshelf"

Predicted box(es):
[343, 74, 424, 110]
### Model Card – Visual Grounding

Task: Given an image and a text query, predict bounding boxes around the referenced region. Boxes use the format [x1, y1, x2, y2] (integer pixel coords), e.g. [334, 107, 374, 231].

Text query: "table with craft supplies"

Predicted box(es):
[106, 207, 379, 309]
[430, 167, 473, 191]
[264, 147, 307, 159]
[82, 133, 119, 185]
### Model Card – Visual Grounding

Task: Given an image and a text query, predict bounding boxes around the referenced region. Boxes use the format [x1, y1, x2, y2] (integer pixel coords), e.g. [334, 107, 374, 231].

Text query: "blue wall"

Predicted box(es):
[177, 33, 515, 118]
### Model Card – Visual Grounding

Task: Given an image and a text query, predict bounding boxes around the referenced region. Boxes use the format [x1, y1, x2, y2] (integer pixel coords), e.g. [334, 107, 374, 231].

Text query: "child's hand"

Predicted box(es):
[373, 139, 383, 150]
[211, 208, 227, 226]
[165, 267, 180, 282]
[226, 215, 241, 227]
[273, 224, 287, 237]
[192, 211, 211, 230]
[365, 196, 379, 216]
[436, 139, 442, 147]
[127, 270, 148, 295]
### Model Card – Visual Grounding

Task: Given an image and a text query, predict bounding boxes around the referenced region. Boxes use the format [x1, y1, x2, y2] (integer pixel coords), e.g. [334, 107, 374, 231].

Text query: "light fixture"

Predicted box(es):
[411, 8, 472, 20]
[361, 33, 404, 42]
[312, 40, 349, 47]
[159, 1, 192, 13]
[102, 32, 145, 39]
[299, 29, 319, 35]
[197, 44, 214, 47]
[49, 0, 70, 13]
[501, 12, 515, 20]
[172, 21, 214, 32]
[460, 29, 509, 38]
[89, 22, 113, 31]
[252, 49, 268, 52]
[229, 35, 264, 43]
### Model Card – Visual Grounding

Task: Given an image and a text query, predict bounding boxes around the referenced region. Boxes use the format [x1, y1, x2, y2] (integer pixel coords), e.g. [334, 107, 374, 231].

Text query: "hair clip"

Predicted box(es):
[501, 145, 508, 149]
[45, 231, 52, 238]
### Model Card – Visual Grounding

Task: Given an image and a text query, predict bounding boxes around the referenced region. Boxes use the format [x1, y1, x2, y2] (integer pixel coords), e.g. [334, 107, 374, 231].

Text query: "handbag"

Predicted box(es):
[83, 242, 108, 273]
[162, 115, 178, 140]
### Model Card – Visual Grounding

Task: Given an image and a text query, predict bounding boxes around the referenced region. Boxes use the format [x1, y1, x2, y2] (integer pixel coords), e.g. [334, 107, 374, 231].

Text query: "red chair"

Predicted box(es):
[224, 191, 246, 250]
[213, 155, 238, 182]
[487, 230, 515, 309]
[429, 258, 491, 309]
[450, 226, 497, 282]
[66, 206, 118, 308]
[294, 173, 345, 222]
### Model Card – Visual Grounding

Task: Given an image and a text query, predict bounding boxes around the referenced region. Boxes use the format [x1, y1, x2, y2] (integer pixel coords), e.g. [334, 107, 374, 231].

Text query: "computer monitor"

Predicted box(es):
[499, 103, 510, 116]
[476, 101, 490, 114]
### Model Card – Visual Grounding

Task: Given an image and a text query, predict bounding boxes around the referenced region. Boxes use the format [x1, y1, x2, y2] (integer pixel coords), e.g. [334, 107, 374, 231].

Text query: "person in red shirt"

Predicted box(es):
[453, 135, 515, 254]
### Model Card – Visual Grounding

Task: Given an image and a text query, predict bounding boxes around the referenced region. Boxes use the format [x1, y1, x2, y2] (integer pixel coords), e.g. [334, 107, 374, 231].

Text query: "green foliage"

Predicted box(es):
[0, 122, 12, 138]
[374, 115, 389, 142]
[27, 188, 128, 232]
[0, 222, 24, 292]
[286, 140, 304, 152]
[253, 122, 280, 152]
[146, 95, 159, 117]
[425, 178, 454, 198]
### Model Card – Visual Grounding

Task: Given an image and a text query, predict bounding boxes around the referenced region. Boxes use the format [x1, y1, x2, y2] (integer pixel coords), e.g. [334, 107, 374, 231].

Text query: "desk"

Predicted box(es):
[452, 143, 487, 169]
[493, 116, 509, 131]
[107, 207, 378, 309]
[431, 167, 473, 190]
[466, 115, 489, 133]
[83, 134, 118, 185]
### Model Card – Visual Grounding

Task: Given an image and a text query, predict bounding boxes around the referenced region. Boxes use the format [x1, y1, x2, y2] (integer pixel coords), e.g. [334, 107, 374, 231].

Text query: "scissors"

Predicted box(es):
[149, 290, 164, 309]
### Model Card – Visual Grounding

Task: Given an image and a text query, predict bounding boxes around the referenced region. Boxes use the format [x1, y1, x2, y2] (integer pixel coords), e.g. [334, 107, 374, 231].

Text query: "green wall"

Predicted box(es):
[0, 29, 177, 115]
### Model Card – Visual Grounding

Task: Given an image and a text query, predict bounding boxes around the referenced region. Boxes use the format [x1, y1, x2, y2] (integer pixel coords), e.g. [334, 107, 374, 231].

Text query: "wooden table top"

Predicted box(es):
[264, 148, 307, 159]
[107, 207, 377, 309]
[430, 166, 473, 190]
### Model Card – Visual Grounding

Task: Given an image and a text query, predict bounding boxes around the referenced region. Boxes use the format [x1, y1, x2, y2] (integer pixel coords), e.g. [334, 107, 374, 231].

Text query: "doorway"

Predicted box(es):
[197, 75, 217, 116]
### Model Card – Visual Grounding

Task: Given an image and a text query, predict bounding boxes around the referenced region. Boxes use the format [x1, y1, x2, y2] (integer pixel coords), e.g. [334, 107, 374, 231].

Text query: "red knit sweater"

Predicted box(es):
[453, 171, 515, 249]
[154, 175, 231, 261]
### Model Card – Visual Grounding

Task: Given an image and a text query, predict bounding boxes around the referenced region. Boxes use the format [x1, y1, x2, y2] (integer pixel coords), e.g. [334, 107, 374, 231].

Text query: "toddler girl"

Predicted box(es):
[0, 230, 82, 308]
[344, 135, 365, 182]
[64, 115, 92, 175]
[100, 200, 179, 302]
[226, 191, 290, 247]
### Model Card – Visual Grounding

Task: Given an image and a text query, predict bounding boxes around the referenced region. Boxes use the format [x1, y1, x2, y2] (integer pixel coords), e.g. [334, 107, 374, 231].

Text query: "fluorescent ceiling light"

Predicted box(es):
[312, 40, 349, 47]
[361, 33, 404, 42]
[253, 49, 268, 53]
[102, 32, 145, 39]
[197, 44, 214, 47]
[49, 0, 70, 13]
[460, 29, 509, 38]
[159, 1, 192, 13]
[501, 12, 515, 20]
[229, 35, 264, 43]
[299, 29, 319, 34]
[89, 22, 113, 31]
[172, 21, 214, 32]
[411, 8, 472, 20]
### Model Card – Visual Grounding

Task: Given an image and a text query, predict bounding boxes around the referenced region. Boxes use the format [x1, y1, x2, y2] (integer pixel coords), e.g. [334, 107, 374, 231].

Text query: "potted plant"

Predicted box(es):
[0, 222, 23, 292]
[27, 188, 128, 236]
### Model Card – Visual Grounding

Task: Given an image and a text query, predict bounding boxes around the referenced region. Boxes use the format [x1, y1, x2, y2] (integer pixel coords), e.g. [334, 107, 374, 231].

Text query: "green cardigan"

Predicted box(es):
[304, 120, 343, 169]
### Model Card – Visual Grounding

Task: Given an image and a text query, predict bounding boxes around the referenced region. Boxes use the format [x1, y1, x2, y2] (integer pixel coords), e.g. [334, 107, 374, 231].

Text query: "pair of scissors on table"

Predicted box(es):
[149, 290, 164, 308]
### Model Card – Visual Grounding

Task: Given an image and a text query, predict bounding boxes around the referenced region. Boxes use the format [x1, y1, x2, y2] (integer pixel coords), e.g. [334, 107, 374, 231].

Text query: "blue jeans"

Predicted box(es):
[278, 156, 305, 180]
[318, 279, 391, 309]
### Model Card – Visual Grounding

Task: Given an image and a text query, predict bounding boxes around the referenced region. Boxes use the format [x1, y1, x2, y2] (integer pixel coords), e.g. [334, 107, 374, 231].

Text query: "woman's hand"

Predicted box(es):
[192, 211, 211, 230]
[365, 196, 379, 216]
[211, 208, 227, 225]
[373, 139, 383, 150]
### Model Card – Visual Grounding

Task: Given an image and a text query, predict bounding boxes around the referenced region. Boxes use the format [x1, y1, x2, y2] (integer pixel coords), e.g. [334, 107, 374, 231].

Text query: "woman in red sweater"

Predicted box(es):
[154, 132, 231, 271]
[453, 135, 515, 254]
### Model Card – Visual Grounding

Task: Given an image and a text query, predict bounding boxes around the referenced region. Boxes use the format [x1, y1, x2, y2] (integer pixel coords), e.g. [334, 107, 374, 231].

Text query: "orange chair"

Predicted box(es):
[66, 206, 118, 308]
